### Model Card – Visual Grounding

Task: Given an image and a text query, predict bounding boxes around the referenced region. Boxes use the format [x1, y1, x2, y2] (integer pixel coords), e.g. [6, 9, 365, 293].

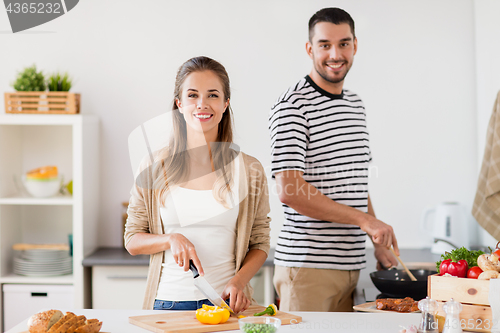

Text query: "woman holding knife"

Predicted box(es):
[125, 56, 271, 313]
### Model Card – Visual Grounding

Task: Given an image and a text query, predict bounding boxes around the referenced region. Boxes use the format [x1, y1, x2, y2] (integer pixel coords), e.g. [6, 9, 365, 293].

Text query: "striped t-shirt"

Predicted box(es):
[269, 75, 370, 270]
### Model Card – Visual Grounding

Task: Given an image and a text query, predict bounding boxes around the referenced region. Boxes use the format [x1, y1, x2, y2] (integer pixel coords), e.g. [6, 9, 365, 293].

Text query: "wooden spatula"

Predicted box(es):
[390, 247, 417, 281]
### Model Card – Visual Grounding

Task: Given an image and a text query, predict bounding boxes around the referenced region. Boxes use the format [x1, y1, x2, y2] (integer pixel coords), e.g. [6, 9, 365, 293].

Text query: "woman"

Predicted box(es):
[124, 56, 271, 313]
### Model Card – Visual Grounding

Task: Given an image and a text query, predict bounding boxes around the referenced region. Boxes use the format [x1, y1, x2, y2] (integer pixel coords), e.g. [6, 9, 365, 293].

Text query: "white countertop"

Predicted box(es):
[6, 309, 421, 333]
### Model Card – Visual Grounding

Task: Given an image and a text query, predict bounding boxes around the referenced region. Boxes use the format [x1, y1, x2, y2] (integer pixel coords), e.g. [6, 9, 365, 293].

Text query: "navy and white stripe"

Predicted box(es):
[269, 75, 370, 270]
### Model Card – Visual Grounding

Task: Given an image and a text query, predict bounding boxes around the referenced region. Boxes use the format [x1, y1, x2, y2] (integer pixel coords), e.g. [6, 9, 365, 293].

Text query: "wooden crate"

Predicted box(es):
[4, 91, 80, 114]
[429, 274, 493, 332]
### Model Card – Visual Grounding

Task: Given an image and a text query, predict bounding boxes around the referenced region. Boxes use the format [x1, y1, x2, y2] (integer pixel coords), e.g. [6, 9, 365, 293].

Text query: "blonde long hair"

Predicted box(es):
[153, 56, 238, 207]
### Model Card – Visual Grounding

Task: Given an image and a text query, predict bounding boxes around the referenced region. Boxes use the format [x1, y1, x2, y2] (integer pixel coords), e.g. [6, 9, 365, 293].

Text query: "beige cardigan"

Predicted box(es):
[124, 152, 271, 309]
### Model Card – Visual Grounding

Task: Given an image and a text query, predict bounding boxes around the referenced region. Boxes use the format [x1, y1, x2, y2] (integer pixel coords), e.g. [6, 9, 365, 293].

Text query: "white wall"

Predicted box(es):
[0, 0, 496, 249]
[474, 0, 500, 246]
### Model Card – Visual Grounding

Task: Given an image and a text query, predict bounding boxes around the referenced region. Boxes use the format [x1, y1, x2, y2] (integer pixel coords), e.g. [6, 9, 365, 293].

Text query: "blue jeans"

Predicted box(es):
[153, 299, 214, 311]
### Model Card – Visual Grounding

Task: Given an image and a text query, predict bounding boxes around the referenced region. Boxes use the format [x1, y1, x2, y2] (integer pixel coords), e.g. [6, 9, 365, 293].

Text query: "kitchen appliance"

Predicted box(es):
[421, 202, 473, 254]
[189, 260, 234, 314]
[370, 269, 436, 300]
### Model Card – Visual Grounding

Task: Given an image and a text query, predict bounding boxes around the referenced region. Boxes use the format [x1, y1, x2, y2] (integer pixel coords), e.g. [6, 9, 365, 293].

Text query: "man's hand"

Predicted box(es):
[360, 216, 399, 256]
[374, 245, 398, 270]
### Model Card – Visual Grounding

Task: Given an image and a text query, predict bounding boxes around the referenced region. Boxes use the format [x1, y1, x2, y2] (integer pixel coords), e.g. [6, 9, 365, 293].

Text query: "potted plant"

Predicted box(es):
[47, 72, 72, 92]
[12, 65, 46, 92]
[5, 65, 80, 114]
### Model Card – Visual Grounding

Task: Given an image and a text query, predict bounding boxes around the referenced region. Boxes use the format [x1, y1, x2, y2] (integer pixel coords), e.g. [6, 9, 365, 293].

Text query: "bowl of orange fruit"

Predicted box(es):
[23, 166, 61, 198]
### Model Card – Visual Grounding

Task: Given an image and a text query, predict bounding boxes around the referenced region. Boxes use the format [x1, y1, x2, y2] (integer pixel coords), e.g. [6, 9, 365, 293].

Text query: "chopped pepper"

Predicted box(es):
[253, 304, 277, 316]
[196, 304, 230, 325]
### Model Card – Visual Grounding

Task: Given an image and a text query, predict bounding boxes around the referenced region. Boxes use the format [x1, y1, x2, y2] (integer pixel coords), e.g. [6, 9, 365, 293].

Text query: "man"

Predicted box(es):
[269, 7, 400, 312]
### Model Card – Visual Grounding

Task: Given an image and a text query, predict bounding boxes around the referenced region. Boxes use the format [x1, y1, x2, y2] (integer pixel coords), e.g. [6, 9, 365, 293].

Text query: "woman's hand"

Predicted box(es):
[221, 276, 251, 314]
[167, 233, 204, 275]
[220, 249, 267, 313]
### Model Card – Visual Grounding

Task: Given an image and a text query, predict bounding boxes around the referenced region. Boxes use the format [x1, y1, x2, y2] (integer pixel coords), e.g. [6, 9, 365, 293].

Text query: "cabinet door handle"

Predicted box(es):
[106, 276, 147, 280]
[31, 292, 48, 297]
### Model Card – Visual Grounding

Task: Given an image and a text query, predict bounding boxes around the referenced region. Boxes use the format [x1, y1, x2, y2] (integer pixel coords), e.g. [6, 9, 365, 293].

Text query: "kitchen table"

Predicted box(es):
[6, 309, 421, 333]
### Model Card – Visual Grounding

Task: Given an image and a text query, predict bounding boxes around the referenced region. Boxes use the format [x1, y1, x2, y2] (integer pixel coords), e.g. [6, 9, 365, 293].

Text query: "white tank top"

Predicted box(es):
[156, 159, 240, 301]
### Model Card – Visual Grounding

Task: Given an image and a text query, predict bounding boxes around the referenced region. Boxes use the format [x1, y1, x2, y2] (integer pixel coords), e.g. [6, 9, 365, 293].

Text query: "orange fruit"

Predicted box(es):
[26, 166, 58, 179]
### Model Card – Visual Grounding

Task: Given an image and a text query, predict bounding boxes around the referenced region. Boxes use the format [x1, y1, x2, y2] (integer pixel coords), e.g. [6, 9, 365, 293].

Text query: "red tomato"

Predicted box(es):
[493, 249, 500, 259]
[467, 266, 483, 279]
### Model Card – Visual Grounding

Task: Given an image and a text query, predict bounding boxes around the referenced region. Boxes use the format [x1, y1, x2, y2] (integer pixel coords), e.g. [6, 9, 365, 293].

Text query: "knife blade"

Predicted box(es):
[189, 260, 235, 315]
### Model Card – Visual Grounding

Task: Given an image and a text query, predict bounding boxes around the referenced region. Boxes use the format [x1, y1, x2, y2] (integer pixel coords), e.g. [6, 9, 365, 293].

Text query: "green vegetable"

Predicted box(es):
[436, 247, 484, 273]
[241, 323, 277, 333]
[12, 64, 46, 91]
[254, 304, 277, 316]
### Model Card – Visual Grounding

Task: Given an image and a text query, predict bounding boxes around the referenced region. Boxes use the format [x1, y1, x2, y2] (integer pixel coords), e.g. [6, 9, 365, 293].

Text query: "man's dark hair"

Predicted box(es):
[308, 7, 355, 41]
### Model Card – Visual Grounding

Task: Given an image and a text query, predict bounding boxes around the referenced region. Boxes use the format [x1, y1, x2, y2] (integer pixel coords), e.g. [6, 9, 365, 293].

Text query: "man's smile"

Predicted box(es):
[326, 62, 344, 70]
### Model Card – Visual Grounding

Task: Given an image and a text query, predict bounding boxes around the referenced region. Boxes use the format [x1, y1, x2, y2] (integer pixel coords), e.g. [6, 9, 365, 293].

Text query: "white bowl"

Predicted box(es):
[23, 177, 61, 198]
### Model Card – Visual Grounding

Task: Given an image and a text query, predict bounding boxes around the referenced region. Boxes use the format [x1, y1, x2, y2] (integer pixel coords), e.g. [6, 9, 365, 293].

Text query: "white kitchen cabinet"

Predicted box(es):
[0, 114, 99, 330]
[3, 284, 74, 331]
[92, 266, 148, 309]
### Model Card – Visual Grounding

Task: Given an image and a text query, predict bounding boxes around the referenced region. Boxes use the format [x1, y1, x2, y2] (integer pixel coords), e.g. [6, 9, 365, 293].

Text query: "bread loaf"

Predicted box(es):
[28, 310, 63, 333]
[28, 310, 101, 333]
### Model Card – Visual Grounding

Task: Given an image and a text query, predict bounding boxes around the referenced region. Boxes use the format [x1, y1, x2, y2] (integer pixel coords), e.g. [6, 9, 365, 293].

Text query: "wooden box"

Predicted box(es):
[429, 274, 493, 332]
[4, 91, 80, 114]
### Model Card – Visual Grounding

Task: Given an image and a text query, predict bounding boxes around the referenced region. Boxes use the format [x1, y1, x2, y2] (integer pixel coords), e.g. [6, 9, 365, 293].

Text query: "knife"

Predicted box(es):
[189, 260, 235, 315]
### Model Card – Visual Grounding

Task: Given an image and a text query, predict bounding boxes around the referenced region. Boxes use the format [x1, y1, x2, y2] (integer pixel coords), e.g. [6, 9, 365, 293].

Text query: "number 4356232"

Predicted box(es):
[6, 3, 61, 14]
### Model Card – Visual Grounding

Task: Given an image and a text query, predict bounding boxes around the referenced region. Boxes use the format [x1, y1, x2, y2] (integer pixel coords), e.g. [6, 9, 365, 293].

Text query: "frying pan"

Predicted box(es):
[369, 269, 437, 300]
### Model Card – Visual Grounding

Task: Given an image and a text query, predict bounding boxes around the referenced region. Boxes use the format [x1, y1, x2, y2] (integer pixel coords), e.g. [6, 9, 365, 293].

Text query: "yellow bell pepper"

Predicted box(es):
[196, 304, 230, 325]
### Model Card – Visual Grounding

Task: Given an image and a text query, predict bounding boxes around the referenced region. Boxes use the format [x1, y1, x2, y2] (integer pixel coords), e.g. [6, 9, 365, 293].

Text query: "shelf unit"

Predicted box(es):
[0, 114, 99, 328]
[0, 196, 74, 205]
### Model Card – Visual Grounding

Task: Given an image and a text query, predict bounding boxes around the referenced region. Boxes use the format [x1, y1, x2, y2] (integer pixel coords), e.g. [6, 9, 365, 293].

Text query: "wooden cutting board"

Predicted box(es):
[129, 305, 302, 333]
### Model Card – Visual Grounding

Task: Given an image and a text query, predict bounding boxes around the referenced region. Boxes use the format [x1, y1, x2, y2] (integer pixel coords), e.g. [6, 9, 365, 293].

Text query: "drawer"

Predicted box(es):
[92, 266, 148, 309]
[2, 284, 74, 332]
